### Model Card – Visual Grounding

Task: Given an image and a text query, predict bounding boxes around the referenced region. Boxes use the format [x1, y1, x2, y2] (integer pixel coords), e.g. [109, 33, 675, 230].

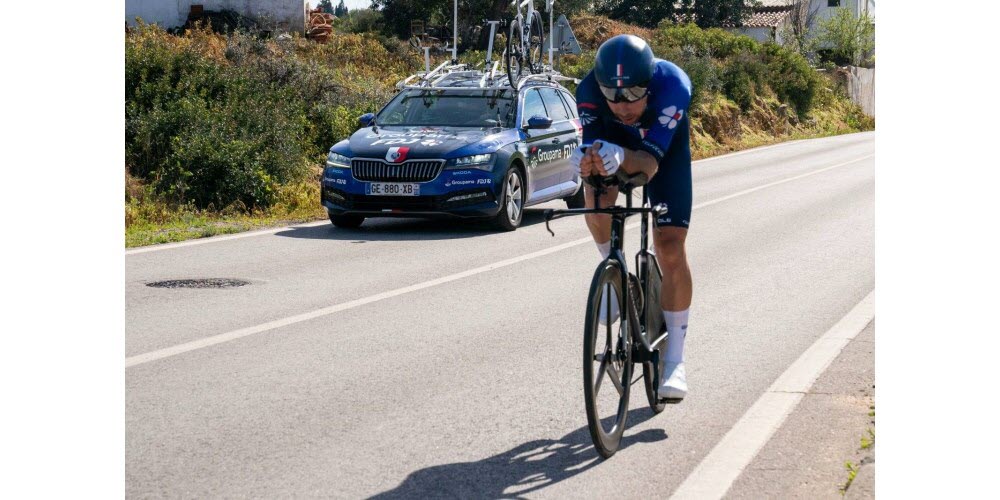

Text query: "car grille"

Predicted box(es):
[351, 159, 444, 182]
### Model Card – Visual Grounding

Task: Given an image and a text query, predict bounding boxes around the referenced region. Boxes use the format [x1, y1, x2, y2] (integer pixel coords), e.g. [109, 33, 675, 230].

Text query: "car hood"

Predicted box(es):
[346, 126, 514, 160]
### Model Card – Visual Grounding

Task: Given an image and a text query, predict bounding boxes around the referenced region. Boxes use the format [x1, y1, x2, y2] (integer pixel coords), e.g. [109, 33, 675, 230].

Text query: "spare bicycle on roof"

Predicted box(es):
[397, 0, 582, 90]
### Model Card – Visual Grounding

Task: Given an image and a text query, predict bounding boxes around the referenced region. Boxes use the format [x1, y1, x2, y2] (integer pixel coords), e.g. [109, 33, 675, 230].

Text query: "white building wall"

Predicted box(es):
[740, 27, 775, 43]
[126, 0, 311, 32]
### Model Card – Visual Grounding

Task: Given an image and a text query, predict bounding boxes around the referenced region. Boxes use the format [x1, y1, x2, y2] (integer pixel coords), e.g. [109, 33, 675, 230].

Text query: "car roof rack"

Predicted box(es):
[395, 63, 579, 92]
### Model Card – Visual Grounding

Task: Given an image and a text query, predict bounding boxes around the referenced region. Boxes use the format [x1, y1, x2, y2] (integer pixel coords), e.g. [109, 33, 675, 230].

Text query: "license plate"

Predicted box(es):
[366, 183, 420, 196]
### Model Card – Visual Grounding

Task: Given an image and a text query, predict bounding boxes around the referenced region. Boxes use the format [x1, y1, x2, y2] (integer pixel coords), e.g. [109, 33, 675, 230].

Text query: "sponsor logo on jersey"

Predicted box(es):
[386, 146, 410, 163]
[642, 139, 665, 158]
[658, 106, 684, 130]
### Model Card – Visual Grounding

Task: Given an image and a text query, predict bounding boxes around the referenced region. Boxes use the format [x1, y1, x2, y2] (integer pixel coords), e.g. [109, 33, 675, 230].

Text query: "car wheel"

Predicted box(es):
[492, 167, 524, 231]
[329, 213, 365, 229]
[564, 184, 586, 209]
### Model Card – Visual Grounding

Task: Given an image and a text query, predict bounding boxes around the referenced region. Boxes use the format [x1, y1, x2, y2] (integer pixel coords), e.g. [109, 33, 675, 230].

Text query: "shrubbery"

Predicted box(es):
[651, 23, 820, 117]
[125, 23, 415, 210]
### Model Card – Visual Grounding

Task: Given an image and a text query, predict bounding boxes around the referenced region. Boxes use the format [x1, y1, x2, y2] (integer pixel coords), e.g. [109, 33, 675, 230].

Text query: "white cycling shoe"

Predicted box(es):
[598, 285, 620, 325]
[658, 361, 687, 402]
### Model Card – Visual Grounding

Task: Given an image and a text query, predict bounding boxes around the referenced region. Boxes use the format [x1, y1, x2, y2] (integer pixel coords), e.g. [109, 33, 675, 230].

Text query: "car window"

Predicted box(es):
[539, 88, 571, 122]
[522, 89, 548, 126]
[378, 89, 515, 127]
[558, 91, 578, 118]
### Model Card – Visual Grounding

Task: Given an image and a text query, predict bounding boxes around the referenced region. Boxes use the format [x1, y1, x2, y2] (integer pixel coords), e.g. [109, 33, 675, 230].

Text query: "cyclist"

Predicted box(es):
[570, 34, 693, 402]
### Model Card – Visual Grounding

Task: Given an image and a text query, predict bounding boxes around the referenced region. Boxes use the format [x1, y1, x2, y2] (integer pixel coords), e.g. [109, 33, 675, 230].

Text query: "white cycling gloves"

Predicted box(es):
[569, 140, 624, 176]
[594, 141, 624, 175]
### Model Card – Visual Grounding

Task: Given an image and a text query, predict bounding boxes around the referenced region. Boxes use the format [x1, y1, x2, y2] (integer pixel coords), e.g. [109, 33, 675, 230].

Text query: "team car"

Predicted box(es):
[321, 66, 586, 231]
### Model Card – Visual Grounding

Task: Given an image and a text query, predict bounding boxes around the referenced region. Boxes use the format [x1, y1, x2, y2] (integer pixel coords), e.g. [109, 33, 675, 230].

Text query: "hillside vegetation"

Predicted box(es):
[125, 17, 873, 247]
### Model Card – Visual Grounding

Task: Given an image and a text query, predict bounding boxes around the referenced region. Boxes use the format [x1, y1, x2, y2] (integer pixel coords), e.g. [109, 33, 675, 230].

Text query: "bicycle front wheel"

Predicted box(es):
[583, 259, 633, 458]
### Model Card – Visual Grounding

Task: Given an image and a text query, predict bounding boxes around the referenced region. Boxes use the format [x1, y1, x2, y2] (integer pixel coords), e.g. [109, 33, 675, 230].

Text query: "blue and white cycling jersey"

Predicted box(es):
[576, 59, 694, 228]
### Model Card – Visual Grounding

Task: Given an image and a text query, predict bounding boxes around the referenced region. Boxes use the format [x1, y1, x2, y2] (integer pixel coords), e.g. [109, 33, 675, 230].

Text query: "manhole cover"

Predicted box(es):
[146, 278, 251, 289]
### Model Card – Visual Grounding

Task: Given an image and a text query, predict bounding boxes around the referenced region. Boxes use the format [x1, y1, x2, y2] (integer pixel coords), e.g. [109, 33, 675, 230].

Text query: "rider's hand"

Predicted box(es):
[592, 140, 624, 176]
[580, 143, 606, 177]
[569, 146, 586, 175]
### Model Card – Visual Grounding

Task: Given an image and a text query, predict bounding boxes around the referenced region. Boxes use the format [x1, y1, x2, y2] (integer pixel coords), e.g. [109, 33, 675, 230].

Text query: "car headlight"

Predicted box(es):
[445, 153, 495, 171]
[326, 152, 351, 169]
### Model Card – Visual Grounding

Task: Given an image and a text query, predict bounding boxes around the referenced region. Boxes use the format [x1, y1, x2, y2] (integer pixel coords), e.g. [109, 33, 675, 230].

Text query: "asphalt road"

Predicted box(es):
[126, 131, 875, 498]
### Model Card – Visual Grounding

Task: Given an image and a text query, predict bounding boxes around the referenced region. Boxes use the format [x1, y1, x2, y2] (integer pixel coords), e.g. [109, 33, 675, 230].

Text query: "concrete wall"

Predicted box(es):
[844, 66, 874, 117]
[126, 0, 312, 32]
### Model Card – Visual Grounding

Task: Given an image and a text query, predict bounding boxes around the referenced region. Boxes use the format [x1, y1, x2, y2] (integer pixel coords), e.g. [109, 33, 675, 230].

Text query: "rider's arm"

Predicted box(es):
[633, 66, 693, 172]
[575, 73, 606, 148]
[621, 148, 659, 179]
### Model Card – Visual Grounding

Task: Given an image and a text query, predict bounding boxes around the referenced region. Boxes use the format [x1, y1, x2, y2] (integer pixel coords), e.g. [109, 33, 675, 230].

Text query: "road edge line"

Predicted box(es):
[669, 290, 876, 500]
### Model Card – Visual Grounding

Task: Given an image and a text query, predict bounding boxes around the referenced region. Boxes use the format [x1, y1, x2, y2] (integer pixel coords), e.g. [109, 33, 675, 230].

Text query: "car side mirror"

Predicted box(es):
[527, 115, 553, 129]
[358, 113, 375, 127]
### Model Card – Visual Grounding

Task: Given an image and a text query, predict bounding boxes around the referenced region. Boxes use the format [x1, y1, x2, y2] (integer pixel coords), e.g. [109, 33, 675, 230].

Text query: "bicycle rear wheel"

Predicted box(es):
[639, 253, 667, 413]
[505, 20, 524, 86]
[527, 13, 544, 73]
[583, 259, 633, 458]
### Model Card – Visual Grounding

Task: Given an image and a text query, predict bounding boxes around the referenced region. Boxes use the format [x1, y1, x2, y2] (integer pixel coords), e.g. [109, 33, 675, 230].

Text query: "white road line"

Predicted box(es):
[126, 155, 873, 368]
[124, 221, 329, 255]
[692, 154, 872, 210]
[123, 136, 869, 256]
[670, 291, 876, 500]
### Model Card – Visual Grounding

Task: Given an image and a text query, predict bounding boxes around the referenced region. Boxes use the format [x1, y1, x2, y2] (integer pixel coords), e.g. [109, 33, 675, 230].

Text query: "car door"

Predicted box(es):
[538, 87, 579, 187]
[520, 87, 563, 192]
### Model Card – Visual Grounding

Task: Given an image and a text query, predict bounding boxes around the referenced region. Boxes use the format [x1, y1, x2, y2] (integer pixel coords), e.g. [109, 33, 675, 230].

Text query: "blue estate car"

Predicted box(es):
[321, 72, 586, 231]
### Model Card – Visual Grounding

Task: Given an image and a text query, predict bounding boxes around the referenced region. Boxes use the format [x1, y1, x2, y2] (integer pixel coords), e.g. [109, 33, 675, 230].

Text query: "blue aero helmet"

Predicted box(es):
[593, 34, 655, 103]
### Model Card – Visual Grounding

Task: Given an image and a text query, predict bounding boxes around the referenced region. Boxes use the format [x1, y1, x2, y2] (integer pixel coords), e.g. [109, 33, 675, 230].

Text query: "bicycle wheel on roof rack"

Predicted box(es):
[505, 19, 524, 86]
[526, 12, 544, 73]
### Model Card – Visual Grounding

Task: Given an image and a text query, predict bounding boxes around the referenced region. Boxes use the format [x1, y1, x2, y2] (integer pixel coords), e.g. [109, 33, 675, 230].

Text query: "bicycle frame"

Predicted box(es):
[544, 176, 670, 354]
[511, 0, 536, 56]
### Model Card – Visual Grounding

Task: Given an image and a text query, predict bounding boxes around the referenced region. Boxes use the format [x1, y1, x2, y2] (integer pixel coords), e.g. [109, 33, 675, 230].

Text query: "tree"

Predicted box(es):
[815, 7, 874, 66]
[778, 0, 820, 57]
[318, 0, 334, 14]
[595, 0, 678, 29]
[335, 0, 348, 17]
[371, 0, 592, 40]
[596, 0, 757, 29]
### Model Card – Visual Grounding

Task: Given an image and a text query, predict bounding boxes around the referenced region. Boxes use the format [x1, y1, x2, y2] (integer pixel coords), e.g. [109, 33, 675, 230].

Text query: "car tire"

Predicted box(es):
[329, 213, 365, 229]
[564, 183, 586, 209]
[492, 166, 525, 231]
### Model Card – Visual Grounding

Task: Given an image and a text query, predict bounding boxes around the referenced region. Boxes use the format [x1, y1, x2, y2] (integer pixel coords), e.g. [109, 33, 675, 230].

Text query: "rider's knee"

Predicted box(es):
[653, 227, 688, 271]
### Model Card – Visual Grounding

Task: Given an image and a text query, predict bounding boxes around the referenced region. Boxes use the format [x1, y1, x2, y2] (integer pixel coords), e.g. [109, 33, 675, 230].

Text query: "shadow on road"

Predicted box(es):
[369, 407, 667, 499]
[274, 209, 550, 242]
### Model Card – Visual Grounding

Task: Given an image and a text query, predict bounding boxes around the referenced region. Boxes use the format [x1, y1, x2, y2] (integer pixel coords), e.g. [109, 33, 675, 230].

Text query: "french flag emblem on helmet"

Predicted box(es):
[386, 146, 410, 163]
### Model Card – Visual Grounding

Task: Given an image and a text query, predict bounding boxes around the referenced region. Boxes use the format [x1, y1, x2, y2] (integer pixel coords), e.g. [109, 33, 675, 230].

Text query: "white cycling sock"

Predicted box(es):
[597, 240, 611, 259]
[662, 309, 689, 364]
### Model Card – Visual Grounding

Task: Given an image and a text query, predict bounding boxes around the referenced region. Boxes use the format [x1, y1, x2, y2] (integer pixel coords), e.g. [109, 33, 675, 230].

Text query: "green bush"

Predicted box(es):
[652, 23, 818, 117]
[125, 23, 416, 211]
[759, 43, 819, 117]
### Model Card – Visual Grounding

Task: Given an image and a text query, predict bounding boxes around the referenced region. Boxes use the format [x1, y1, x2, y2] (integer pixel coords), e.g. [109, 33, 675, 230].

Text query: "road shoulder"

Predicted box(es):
[726, 321, 875, 499]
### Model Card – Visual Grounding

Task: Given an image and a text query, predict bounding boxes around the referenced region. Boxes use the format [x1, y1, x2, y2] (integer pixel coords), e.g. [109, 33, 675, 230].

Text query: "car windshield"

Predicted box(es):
[377, 89, 516, 127]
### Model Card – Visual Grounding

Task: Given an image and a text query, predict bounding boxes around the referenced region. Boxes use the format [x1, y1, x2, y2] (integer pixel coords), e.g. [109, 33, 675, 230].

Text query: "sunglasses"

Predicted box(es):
[599, 85, 649, 103]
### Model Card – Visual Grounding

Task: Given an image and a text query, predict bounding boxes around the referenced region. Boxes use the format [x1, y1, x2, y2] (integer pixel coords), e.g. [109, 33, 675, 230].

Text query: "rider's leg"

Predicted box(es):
[585, 184, 621, 324]
[653, 226, 692, 358]
[584, 184, 620, 253]
[653, 226, 692, 400]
